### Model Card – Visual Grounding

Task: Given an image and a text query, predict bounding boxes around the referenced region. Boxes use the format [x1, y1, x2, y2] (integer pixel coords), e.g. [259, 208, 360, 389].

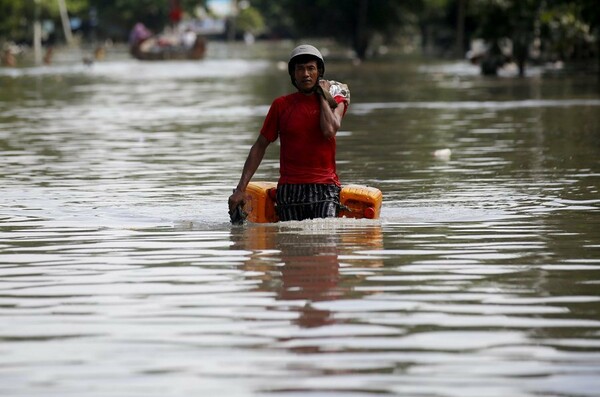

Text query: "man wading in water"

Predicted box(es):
[228, 44, 350, 222]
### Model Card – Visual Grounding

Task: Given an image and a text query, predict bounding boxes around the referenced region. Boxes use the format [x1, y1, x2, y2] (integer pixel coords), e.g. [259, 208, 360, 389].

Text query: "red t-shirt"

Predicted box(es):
[260, 92, 347, 186]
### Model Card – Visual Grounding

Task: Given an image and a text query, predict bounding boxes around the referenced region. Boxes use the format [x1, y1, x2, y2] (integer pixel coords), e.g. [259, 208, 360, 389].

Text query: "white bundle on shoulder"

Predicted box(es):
[329, 81, 351, 105]
[319, 80, 351, 108]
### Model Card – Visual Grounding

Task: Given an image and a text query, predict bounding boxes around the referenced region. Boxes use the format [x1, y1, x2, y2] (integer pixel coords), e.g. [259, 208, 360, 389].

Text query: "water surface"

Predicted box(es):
[1, 42, 600, 396]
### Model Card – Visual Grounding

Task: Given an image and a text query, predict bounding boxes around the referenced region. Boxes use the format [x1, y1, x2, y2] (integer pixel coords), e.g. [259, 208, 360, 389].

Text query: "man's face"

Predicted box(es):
[294, 60, 319, 92]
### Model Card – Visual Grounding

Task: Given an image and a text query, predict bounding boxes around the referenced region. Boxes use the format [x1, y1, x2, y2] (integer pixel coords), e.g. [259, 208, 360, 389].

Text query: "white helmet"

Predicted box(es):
[288, 44, 325, 87]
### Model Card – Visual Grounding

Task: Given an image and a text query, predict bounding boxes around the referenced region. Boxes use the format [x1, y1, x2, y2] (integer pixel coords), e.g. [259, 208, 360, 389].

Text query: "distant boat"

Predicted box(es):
[129, 22, 206, 61]
[130, 36, 206, 61]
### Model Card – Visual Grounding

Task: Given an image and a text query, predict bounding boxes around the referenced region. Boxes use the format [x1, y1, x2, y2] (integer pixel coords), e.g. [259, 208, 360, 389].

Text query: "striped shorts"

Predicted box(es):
[276, 183, 341, 222]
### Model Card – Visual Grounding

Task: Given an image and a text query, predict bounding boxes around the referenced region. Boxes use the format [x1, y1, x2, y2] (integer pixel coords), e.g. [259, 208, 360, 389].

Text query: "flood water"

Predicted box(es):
[1, 42, 600, 396]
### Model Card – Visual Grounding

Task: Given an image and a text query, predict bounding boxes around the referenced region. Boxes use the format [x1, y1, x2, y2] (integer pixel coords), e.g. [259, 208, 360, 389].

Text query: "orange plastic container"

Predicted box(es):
[243, 182, 279, 223]
[242, 182, 382, 223]
[338, 184, 383, 220]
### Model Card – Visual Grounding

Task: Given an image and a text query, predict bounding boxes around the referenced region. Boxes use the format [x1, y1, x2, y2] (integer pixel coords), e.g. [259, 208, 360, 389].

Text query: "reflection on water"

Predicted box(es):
[1, 43, 600, 396]
[233, 221, 384, 330]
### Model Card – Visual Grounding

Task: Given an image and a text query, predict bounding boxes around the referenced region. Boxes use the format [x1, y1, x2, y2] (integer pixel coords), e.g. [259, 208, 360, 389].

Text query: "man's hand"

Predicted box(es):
[228, 188, 246, 213]
[228, 188, 248, 225]
[227, 134, 270, 222]
[318, 79, 331, 92]
[316, 80, 338, 108]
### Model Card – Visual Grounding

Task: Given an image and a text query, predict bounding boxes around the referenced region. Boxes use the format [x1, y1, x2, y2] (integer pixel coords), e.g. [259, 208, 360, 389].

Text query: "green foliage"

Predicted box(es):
[253, 0, 424, 59]
[46, 0, 89, 15]
[249, 0, 297, 38]
[0, 0, 25, 41]
[236, 6, 265, 36]
[0, 0, 100, 42]
[470, 0, 597, 70]
[1, 0, 596, 69]
[419, 0, 451, 20]
[89, 0, 206, 38]
[91, 0, 167, 34]
[540, 1, 595, 60]
[471, 0, 539, 41]
[0, 0, 208, 43]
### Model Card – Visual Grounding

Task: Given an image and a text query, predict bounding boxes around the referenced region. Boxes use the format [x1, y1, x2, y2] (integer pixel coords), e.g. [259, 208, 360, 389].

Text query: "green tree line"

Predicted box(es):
[1, 0, 598, 75]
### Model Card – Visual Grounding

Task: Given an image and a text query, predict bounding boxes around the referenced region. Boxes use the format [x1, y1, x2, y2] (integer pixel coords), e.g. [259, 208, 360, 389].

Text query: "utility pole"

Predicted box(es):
[33, 0, 42, 64]
[227, 0, 239, 42]
[455, 0, 466, 58]
[57, 0, 74, 46]
[355, 0, 369, 60]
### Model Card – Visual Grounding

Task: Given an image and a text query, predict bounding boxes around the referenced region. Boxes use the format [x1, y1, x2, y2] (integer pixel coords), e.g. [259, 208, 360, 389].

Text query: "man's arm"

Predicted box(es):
[228, 134, 271, 212]
[318, 80, 346, 139]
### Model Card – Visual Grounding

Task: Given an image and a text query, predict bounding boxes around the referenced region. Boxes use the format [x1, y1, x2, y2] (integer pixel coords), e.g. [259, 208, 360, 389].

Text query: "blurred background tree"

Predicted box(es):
[0, 0, 87, 44]
[540, 0, 598, 62]
[235, 5, 265, 40]
[0, 0, 597, 75]
[0, 0, 207, 45]
[89, 0, 207, 39]
[469, 0, 540, 76]
[0, 0, 26, 43]
[249, 0, 295, 39]
[253, 0, 424, 60]
[469, 0, 598, 76]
